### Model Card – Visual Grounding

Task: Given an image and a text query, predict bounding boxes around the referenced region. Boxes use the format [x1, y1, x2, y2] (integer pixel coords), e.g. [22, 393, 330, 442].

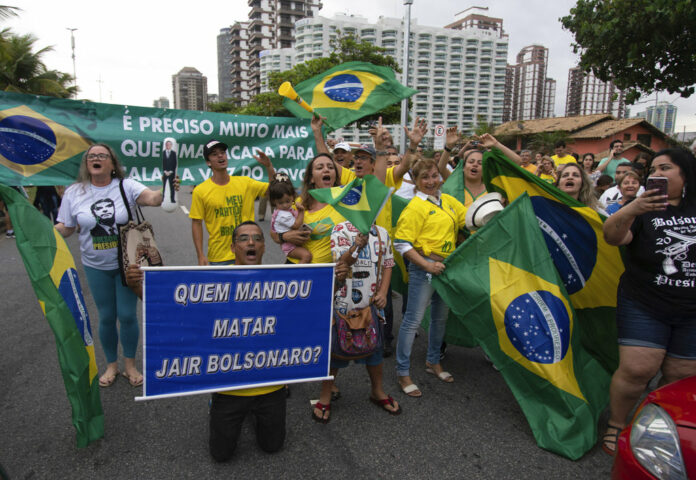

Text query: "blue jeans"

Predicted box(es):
[396, 260, 449, 377]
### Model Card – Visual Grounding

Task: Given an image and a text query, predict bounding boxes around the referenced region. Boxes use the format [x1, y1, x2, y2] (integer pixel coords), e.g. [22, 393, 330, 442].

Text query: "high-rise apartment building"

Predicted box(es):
[217, 28, 233, 102]
[260, 8, 509, 144]
[153, 97, 170, 108]
[565, 67, 625, 118]
[506, 45, 555, 121]
[222, 0, 321, 104]
[172, 67, 208, 111]
[643, 101, 677, 134]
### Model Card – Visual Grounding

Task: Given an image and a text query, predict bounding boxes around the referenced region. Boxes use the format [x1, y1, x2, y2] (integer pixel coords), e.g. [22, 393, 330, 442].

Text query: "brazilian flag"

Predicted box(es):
[433, 194, 610, 460]
[282, 61, 418, 132]
[483, 149, 621, 373]
[309, 174, 391, 234]
[0, 184, 103, 447]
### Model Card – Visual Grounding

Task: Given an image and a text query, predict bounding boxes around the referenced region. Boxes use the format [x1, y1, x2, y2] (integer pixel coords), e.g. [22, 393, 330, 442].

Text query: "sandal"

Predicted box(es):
[312, 402, 331, 424]
[601, 423, 622, 456]
[99, 370, 119, 387]
[122, 371, 143, 387]
[399, 382, 422, 398]
[369, 395, 402, 416]
[425, 363, 454, 383]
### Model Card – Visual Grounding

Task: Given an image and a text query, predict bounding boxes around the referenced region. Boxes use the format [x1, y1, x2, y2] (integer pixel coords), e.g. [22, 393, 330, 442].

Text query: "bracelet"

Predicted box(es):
[278, 232, 284, 243]
[444, 146, 453, 153]
[376, 150, 389, 156]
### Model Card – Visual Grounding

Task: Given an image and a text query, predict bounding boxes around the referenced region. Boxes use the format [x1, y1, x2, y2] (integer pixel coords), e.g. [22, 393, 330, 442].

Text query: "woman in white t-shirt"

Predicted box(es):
[56, 144, 171, 388]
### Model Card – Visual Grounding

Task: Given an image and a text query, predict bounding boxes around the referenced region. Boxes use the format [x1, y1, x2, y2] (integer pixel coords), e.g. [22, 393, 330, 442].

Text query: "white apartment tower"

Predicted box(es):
[260, 9, 509, 145]
[565, 67, 625, 118]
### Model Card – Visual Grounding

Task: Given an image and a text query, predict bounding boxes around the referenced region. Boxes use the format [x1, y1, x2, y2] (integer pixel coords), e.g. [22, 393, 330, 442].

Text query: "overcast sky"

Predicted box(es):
[6, 0, 696, 132]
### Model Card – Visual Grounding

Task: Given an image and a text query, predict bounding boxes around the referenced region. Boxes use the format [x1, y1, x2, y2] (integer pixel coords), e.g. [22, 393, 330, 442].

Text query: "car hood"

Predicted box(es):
[647, 376, 696, 429]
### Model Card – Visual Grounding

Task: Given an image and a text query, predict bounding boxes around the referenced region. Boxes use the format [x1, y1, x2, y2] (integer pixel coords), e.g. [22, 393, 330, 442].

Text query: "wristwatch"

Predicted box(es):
[278, 232, 284, 243]
[444, 146, 453, 153]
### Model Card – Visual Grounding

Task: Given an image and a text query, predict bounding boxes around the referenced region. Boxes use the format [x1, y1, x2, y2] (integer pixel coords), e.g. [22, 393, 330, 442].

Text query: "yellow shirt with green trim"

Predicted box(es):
[288, 201, 346, 264]
[539, 173, 556, 184]
[340, 166, 402, 237]
[461, 186, 487, 208]
[189, 176, 268, 262]
[394, 192, 467, 259]
[550, 154, 576, 167]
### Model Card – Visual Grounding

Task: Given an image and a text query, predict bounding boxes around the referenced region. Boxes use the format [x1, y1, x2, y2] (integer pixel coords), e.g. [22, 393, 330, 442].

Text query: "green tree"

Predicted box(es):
[526, 131, 574, 155]
[0, 29, 76, 98]
[474, 115, 497, 136]
[561, 0, 696, 104]
[238, 33, 405, 123]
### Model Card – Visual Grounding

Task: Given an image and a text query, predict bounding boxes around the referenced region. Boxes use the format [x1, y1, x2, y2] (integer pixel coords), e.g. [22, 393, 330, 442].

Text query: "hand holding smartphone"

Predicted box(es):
[644, 176, 668, 211]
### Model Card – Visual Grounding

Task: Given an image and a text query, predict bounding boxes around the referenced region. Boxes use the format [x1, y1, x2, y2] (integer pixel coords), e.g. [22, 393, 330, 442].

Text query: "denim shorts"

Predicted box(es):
[330, 347, 383, 369]
[617, 295, 696, 359]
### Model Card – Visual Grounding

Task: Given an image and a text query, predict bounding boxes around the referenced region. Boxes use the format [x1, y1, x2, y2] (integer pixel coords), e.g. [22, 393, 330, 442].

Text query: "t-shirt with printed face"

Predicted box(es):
[331, 221, 394, 314]
[620, 203, 696, 315]
[57, 178, 147, 270]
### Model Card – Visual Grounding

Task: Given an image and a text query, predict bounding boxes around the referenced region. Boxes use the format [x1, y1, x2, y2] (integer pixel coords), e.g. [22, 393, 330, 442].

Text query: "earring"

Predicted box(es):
[683, 186, 687, 198]
[111, 170, 116, 176]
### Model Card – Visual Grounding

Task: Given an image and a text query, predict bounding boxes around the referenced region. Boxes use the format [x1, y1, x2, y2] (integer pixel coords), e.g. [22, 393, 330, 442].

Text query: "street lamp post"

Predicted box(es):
[400, 0, 413, 154]
[66, 28, 77, 97]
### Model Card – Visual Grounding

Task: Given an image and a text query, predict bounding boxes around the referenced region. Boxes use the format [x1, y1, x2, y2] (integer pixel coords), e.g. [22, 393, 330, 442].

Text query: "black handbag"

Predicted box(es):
[117, 180, 163, 286]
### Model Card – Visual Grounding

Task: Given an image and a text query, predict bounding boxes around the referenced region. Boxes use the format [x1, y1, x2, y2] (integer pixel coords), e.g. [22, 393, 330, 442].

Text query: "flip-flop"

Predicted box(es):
[601, 423, 622, 456]
[400, 383, 422, 398]
[121, 371, 143, 387]
[312, 402, 331, 424]
[99, 370, 119, 388]
[369, 395, 402, 415]
[425, 365, 454, 383]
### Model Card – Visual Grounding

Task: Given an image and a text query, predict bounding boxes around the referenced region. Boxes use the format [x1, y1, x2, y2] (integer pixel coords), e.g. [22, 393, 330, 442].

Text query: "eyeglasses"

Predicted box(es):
[354, 154, 372, 161]
[87, 153, 111, 161]
[235, 234, 263, 243]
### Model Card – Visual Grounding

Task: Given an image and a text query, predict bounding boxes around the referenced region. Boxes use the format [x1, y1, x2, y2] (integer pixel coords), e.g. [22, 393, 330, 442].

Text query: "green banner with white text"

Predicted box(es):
[0, 91, 315, 187]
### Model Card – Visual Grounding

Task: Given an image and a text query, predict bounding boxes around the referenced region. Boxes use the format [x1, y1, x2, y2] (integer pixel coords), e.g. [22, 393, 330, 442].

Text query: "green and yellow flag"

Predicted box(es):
[282, 62, 418, 132]
[433, 194, 610, 460]
[0, 184, 103, 447]
[482, 149, 622, 373]
[309, 174, 391, 234]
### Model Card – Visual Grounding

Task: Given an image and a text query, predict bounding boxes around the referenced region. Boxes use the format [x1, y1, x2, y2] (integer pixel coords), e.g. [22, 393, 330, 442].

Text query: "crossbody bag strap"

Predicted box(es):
[118, 179, 134, 223]
[370, 226, 385, 304]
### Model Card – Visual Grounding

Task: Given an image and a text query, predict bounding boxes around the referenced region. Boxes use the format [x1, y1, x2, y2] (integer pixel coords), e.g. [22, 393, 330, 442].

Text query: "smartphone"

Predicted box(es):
[646, 176, 668, 197]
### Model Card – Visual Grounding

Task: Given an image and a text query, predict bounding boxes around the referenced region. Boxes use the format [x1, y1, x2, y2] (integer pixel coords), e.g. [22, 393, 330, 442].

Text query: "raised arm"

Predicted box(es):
[477, 133, 521, 164]
[399, 117, 428, 181]
[253, 150, 276, 180]
[438, 126, 460, 180]
[371, 117, 389, 183]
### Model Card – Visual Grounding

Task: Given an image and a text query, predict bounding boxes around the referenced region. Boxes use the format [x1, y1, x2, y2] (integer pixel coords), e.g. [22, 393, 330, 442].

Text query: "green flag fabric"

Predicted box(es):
[482, 149, 621, 373]
[0, 184, 103, 447]
[309, 174, 391, 234]
[432, 193, 610, 460]
[441, 161, 466, 204]
[282, 61, 418, 132]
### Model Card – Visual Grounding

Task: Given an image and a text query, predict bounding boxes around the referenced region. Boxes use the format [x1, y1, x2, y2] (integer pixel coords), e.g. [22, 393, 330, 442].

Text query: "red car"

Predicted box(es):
[612, 375, 696, 479]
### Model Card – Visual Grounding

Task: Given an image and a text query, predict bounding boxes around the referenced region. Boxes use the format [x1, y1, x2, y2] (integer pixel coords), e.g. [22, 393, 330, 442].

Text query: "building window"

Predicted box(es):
[623, 133, 631, 141]
[637, 134, 651, 146]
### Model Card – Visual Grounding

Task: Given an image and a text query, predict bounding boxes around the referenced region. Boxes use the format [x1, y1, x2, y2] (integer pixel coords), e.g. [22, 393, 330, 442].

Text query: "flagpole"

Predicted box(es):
[400, 0, 413, 155]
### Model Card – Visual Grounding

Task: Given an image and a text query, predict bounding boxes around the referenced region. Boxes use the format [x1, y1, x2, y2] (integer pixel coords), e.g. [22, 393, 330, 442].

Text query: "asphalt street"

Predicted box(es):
[0, 188, 614, 479]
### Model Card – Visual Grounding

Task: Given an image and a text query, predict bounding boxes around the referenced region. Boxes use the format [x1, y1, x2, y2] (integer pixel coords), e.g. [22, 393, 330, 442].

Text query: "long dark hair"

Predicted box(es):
[651, 148, 696, 206]
[300, 153, 339, 209]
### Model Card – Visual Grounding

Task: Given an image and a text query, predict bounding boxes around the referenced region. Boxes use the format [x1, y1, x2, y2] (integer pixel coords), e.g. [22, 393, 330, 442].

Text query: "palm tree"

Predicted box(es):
[0, 29, 76, 98]
[0, 5, 20, 21]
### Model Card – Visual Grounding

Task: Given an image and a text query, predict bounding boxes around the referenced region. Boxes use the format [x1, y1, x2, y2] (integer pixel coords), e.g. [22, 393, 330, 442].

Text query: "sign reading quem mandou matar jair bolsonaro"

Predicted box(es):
[138, 264, 334, 400]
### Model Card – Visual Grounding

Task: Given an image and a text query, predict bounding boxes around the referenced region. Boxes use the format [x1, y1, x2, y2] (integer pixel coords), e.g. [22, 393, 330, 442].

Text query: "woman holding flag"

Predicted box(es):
[601, 148, 696, 455]
[393, 159, 468, 397]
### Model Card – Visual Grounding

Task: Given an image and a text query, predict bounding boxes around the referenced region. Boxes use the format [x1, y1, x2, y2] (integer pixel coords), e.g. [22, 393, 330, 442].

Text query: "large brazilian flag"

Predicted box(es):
[482, 149, 621, 373]
[309, 174, 392, 234]
[0, 184, 103, 447]
[433, 194, 610, 460]
[282, 61, 418, 132]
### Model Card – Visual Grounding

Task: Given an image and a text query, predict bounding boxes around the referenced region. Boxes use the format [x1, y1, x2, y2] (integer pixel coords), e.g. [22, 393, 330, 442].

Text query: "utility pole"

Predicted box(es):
[400, 0, 413, 154]
[66, 28, 77, 97]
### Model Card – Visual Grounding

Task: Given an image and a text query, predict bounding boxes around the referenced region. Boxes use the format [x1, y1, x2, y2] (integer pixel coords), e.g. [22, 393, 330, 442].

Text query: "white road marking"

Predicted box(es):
[180, 205, 189, 215]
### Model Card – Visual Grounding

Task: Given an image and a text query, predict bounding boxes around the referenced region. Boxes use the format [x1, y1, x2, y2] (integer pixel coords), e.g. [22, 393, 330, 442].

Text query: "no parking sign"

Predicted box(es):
[434, 124, 445, 150]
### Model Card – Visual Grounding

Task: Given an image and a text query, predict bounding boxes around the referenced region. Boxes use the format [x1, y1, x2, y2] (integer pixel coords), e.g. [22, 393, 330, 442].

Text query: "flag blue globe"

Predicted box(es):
[0, 115, 57, 165]
[324, 74, 364, 103]
[341, 186, 363, 205]
[504, 290, 570, 364]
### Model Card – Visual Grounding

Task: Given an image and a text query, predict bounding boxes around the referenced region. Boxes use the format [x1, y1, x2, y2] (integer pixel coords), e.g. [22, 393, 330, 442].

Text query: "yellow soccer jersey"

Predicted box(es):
[394, 192, 467, 259]
[287, 202, 346, 264]
[189, 176, 268, 262]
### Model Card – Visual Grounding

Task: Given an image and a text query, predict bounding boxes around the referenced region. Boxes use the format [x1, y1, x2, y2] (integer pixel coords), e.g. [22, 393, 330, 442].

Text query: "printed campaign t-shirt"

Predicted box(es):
[620, 203, 696, 316]
[189, 176, 268, 262]
[331, 221, 394, 314]
[57, 179, 147, 270]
